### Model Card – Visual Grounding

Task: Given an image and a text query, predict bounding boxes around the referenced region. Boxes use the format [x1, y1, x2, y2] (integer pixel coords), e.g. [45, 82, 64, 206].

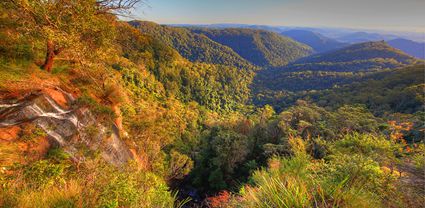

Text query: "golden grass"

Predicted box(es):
[17, 180, 82, 208]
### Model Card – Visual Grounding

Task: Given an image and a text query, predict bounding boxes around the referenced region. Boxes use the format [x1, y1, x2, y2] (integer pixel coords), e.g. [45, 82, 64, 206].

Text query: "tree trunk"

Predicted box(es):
[41, 40, 55, 72]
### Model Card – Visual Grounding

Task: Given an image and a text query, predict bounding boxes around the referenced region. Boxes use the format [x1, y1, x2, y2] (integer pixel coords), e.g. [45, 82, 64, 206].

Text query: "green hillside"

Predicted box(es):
[253, 41, 421, 97]
[1, 1, 424, 207]
[253, 65, 424, 115]
[117, 23, 254, 111]
[252, 42, 422, 113]
[309, 64, 425, 115]
[129, 21, 254, 69]
[286, 41, 418, 72]
[189, 28, 313, 67]
[254, 69, 372, 92]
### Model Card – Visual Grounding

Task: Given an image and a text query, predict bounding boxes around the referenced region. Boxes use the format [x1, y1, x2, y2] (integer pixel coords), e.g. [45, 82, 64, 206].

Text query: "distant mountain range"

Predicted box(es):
[388, 38, 425, 59]
[280, 30, 424, 59]
[172, 23, 424, 60]
[281, 30, 348, 53]
[172, 23, 424, 42]
[335, 32, 399, 43]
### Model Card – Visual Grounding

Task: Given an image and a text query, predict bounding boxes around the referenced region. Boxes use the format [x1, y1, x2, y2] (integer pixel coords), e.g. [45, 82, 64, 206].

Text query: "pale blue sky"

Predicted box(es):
[132, 0, 425, 32]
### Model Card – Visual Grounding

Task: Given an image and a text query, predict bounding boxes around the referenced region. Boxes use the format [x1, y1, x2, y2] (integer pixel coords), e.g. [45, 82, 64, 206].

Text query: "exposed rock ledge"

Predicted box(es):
[0, 87, 133, 166]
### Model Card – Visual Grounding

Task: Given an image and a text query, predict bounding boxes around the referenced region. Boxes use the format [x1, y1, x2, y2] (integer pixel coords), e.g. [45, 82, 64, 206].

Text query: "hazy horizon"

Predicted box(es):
[132, 0, 425, 33]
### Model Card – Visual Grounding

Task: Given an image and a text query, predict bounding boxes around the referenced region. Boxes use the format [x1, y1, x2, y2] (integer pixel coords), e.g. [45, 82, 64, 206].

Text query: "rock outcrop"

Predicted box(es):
[0, 88, 133, 165]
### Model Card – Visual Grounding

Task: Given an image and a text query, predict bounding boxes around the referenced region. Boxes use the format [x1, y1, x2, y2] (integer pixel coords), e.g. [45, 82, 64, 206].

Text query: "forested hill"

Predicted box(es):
[253, 64, 425, 113]
[252, 41, 422, 111]
[285, 41, 419, 72]
[281, 29, 348, 53]
[308, 64, 425, 115]
[129, 21, 254, 69]
[1, 0, 425, 207]
[253, 41, 420, 93]
[188, 28, 313, 67]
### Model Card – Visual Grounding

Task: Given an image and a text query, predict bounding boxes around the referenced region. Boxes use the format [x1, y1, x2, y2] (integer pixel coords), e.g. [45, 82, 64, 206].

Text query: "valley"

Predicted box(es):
[0, 1, 424, 208]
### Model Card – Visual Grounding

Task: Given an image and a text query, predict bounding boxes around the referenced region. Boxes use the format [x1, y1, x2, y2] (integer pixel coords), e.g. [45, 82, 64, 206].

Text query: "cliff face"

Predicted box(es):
[0, 87, 133, 166]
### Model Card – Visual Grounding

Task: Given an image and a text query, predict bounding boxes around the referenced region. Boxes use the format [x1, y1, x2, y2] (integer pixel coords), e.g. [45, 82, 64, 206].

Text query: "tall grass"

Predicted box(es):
[243, 173, 311, 208]
[236, 136, 386, 208]
[1, 156, 184, 208]
[17, 180, 81, 208]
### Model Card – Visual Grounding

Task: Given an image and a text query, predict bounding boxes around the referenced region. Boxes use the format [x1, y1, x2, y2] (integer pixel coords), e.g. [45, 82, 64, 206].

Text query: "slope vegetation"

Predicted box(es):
[129, 21, 254, 69]
[254, 41, 419, 92]
[286, 41, 418, 72]
[189, 28, 313, 67]
[309, 64, 425, 115]
[252, 42, 422, 111]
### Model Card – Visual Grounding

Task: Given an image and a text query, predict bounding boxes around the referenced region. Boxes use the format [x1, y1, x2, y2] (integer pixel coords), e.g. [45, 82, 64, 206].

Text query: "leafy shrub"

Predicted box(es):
[411, 144, 425, 169]
[75, 93, 116, 122]
[167, 150, 194, 180]
[192, 127, 250, 192]
[331, 133, 397, 161]
[98, 172, 139, 208]
[21, 125, 47, 142]
[23, 160, 69, 189]
[46, 148, 71, 163]
[235, 135, 399, 207]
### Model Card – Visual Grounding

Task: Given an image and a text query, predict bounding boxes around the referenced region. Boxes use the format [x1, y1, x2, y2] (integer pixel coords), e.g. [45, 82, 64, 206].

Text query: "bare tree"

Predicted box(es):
[96, 0, 145, 15]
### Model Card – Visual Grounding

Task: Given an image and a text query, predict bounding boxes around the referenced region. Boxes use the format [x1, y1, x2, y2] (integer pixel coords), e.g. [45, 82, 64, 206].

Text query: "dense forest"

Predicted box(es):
[189, 28, 313, 67]
[129, 21, 255, 70]
[286, 41, 419, 72]
[253, 41, 423, 111]
[0, 1, 424, 208]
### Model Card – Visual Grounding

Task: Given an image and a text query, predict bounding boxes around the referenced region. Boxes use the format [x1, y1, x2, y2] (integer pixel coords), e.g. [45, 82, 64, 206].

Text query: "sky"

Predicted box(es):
[132, 0, 425, 32]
